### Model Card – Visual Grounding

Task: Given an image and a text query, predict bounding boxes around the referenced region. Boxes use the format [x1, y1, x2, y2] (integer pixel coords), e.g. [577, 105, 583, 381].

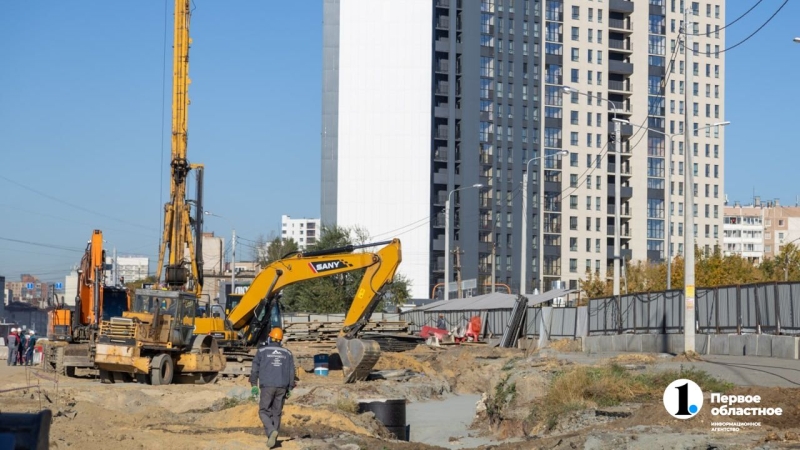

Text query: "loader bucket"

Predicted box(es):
[336, 337, 381, 383]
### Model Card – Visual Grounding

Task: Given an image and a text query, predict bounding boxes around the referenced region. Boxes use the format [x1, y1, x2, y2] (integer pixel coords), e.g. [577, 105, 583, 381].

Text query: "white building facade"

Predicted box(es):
[281, 215, 322, 250]
[722, 205, 764, 263]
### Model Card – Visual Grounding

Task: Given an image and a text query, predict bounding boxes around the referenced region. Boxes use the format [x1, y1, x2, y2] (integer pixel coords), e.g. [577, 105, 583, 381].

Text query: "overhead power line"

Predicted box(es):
[716, 0, 789, 53]
[0, 236, 83, 253]
[0, 174, 157, 232]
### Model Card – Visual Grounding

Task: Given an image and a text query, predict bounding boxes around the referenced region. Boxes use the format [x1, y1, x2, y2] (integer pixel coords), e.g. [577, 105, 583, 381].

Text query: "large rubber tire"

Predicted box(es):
[150, 354, 174, 386]
[195, 372, 217, 385]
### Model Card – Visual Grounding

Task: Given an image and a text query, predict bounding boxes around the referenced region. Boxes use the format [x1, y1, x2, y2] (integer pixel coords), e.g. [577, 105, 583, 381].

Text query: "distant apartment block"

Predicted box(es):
[723, 198, 800, 262]
[104, 255, 149, 284]
[281, 215, 320, 250]
[722, 204, 764, 263]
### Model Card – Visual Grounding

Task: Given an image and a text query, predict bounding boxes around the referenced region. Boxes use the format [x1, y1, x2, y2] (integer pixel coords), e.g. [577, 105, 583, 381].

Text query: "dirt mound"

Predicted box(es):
[200, 402, 383, 437]
[548, 339, 583, 352]
[373, 351, 437, 375]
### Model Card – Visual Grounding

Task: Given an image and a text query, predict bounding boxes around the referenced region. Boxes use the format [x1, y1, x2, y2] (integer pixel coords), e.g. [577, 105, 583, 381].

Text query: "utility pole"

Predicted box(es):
[231, 229, 236, 295]
[491, 242, 496, 293]
[455, 246, 463, 299]
[613, 118, 621, 298]
[683, 6, 696, 353]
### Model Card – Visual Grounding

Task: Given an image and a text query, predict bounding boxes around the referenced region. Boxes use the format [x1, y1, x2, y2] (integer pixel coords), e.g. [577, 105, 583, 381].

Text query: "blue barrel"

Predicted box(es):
[313, 353, 329, 376]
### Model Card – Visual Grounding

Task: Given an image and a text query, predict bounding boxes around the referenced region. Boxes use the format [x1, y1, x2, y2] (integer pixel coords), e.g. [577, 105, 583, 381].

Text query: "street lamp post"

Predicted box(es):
[521, 150, 568, 295]
[445, 184, 483, 301]
[204, 211, 236, 295]
[613, 119, 729, 290]
[562, 86, 622, 297]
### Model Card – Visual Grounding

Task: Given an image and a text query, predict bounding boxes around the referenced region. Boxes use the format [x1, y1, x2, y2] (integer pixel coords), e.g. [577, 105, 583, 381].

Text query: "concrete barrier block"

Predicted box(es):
[729, 335, 746, 356]
[639, 334, 656, 353]
[756, 334, 773, 357]
[695, 334, 710, 355]
[668, 334, 685, 354]
[771, 336, 799, 360]
[709, 335, 729, 355]
[583, 335, 614, 353]
[744, 334, 759, 356]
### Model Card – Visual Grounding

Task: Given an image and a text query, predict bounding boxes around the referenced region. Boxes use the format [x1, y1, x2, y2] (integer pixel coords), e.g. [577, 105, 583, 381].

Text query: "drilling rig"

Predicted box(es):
[93, 0, 224, 385]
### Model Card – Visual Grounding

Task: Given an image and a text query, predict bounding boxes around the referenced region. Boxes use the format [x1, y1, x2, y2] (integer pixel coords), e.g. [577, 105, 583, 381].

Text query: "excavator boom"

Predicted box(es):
[221, 238, 402, 382]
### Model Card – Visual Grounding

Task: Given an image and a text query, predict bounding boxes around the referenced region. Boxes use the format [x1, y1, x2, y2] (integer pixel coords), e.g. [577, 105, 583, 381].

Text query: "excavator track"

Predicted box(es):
[337, 337, 381, 383]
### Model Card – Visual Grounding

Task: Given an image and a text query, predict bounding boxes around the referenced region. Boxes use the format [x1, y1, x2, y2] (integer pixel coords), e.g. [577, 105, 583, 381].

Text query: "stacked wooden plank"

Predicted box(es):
[283, 320, 409, 342]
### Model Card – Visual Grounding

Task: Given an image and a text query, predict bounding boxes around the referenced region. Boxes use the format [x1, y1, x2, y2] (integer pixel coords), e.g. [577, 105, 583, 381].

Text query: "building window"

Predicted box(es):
[570, 259, 578, 273]
[570, 238, 578, 251]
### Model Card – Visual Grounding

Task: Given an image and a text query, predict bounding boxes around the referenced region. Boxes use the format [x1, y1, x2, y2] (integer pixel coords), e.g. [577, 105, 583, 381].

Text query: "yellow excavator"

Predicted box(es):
[194, 238, 402, 383]
[93, 0, 225, 385]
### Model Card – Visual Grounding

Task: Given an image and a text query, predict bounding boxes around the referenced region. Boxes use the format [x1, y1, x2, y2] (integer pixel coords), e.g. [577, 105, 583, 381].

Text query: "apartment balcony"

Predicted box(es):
[607, 102, 632, 116]
[431, 261, 445, 272]
[433, 170, 448, 185]
[434, 128, 449, 140]
[543, 222, 561, 233]
[608, 17, 633, 33]
[480, 152, 493, 165]
[609, 60, 634, 75]
[607, 184, 633, 198]
[608, 38, 632, 52]
[433, 148, 447, 162]
[436, 17, 450, 30]
[607, 163, 631, 176]
[608, 121, 634, 136]
[434, 105, 449, 118]
[609, 0, 634, 14]
[607, 247, 634, 260]
[435, 0, 450, 9]
[435, 60, 450, 73]
[434, 192, 447, 206]
[607, 226, 631, 237]
[435, 38, 450, 53]
[435, 83, 449, 96]
[432, 214, 446, 228]
[478, 242, 493, 254]
[607, 204, 632, 217]
[479, 219, 493, 231]
[479, 197, 493, 210]
[543, 266, 562, 277]
[608, 79, 631, 93]
[544, 244, 560, 257]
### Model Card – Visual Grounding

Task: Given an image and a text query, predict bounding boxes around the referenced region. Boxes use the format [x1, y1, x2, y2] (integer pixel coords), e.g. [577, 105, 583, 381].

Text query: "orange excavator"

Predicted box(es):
[43, 230, 130, 376]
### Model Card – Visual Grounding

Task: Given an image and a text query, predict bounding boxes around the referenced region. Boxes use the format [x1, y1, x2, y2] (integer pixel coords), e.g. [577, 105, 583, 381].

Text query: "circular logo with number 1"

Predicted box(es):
[663, 379, 703, 419]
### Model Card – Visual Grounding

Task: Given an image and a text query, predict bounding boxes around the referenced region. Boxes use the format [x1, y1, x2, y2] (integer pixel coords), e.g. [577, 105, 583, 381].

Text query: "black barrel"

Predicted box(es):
[358, 399, 408, 441]
[385, 424, 410, 441]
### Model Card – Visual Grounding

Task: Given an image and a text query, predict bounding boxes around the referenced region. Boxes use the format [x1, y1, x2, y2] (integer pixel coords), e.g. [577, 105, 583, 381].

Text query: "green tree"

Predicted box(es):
[760, 243, 800, 282]
[124, 275, 158, 292]
[256, 236, 299, 267]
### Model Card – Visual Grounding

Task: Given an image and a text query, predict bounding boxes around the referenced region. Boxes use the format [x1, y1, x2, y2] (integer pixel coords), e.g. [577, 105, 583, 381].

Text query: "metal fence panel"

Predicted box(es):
[664, 290, 683, 333]
[717, 286, 738, 333]
[740, 286, 758, 331]
[696, 288, 714, 333]
[525, 307, 542, 336]
[788, 284, 800, 332]
[550, 307, 577, 337]
[756, 284, 775, 331]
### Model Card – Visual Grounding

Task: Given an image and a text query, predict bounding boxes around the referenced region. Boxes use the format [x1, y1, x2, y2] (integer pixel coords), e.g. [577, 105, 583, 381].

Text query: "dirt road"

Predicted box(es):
[1, 343, 800, 449]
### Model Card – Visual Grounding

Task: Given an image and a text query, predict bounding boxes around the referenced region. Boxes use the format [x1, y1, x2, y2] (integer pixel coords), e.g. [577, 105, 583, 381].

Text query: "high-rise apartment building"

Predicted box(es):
[322, 0, 725, 299]
[281, 215, 321, 250]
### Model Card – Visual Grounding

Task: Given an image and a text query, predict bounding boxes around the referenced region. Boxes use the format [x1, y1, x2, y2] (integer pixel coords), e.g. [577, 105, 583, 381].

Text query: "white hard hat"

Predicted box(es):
[11, 328, 17, 332]
[29, 330, 35, 334]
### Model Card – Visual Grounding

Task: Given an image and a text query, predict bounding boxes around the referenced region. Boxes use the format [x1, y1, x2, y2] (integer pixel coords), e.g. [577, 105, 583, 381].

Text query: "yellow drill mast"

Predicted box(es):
[156, 0, 204, 295]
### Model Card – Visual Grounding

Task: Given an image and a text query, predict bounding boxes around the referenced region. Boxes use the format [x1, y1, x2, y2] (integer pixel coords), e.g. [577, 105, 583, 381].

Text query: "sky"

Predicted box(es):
[0, 0, 798, 283]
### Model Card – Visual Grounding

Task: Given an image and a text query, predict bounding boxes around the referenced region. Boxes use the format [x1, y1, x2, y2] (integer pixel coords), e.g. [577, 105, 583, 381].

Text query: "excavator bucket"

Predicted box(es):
[336, 337, 381, 383]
